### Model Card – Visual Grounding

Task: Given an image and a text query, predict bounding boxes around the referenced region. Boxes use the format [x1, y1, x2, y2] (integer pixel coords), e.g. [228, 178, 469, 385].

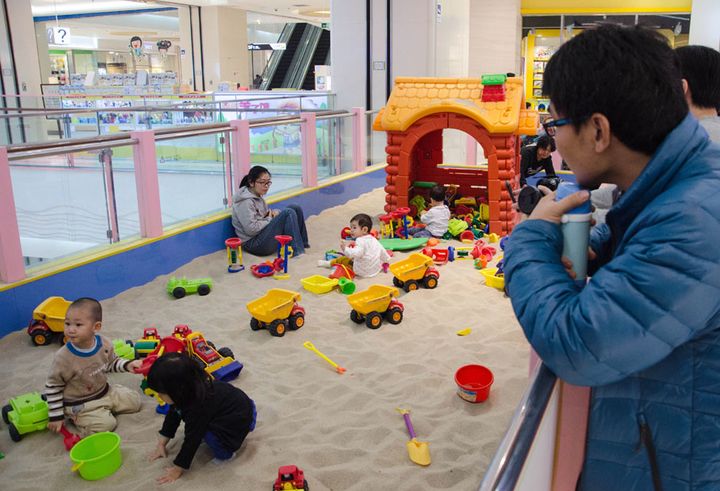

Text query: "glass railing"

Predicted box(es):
[0, 92, 336, 146]
[0, 107, 373, 281]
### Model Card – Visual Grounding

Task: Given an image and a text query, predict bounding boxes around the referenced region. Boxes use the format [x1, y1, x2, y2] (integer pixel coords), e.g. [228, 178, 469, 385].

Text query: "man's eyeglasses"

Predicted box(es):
[541, 117, 572, 137]
[255, 179, 272, 186]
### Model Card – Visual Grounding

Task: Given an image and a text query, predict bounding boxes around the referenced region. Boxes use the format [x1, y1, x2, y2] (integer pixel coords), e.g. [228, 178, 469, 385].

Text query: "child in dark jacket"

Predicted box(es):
[146, 353, 256, 484]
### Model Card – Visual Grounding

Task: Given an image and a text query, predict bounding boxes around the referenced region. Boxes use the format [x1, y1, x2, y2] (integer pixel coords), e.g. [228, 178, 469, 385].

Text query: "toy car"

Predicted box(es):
[389, 253, 440, 292]
[134, 327, 160, 358]
[246, 289, 305, 337]
[273, 465, 309, 491]
[347, 285, 404, 329]
[2, 392, 49, 442]
[185, 331, 243, 382]
[166, 277, 213, 299]
[27, 296, 71, 346]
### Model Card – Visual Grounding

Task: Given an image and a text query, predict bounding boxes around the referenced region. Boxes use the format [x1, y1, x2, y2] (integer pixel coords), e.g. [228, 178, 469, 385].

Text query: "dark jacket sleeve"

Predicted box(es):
[504, 205, 720, 386]
[519, 147, 531, 186]
[541, 158, 556, 178]
[172, 407, 210, 469]
[159, 406, 182, 440]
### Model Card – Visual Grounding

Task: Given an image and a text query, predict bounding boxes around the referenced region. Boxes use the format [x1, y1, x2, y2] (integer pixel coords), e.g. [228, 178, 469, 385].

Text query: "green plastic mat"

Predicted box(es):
[379, 238, 428, 251]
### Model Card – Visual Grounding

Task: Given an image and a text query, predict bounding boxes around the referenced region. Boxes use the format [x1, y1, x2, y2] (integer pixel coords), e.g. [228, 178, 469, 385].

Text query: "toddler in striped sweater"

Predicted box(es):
[45, 297, 142, 437]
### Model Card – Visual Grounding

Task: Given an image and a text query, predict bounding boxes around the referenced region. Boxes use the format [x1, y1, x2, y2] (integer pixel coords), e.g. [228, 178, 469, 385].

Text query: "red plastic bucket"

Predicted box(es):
[455, 364, 494, 403]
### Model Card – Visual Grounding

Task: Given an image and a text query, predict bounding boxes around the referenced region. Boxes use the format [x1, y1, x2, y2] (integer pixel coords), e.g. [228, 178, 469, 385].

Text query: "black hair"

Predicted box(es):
[525, 102, 532, 109]
[350, 213, 372, 231]
[147, 353, 210, 408]
[543, 25, 687, 156]
[430, 185, 445, 202]
[240, 165, 271, 188]
[69, 297, 102, 323]
[676, 45, 720, 111]
[536, 135, 556, 152]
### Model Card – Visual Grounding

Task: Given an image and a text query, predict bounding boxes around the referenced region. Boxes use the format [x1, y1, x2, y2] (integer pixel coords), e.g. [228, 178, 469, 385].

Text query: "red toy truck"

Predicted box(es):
[273, 465, 309, 491]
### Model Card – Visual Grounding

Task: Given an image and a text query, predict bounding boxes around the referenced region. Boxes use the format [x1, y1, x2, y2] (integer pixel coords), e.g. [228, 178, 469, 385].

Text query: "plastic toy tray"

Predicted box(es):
[378, 237, 428, 251]
[300, 275, 338, 294]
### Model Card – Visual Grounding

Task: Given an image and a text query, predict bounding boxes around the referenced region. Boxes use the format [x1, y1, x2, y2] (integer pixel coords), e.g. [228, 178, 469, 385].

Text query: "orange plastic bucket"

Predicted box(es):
[454, 365, 494, 403]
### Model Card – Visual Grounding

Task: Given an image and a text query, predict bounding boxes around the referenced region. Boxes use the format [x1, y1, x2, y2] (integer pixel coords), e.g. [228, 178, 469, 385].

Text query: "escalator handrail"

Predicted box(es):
[282, 25, 321, 89]
[260, 23, 295, 91]
[478, 363, 558, 491]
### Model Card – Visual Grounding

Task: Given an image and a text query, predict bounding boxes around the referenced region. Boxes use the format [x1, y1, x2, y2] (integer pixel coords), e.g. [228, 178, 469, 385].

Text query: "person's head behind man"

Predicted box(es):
[542, 25, 688, 189]
[676, 45, 720, 118]
[536, 135, 556, 160]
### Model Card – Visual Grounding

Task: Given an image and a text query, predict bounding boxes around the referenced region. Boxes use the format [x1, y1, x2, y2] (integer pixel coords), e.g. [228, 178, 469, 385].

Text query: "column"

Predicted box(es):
[6, 0, 46, 142]
[468, 0, 522, 76]
[689, 0, 720, 50]
[330, 0, 367, 110]
[201, 7, 250, 90]
[177, 6, 195, 89]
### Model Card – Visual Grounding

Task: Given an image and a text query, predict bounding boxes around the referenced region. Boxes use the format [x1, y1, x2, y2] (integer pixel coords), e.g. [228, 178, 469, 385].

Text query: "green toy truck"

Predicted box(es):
[166, 277, 213, 299]
[2, 392, 49, 442]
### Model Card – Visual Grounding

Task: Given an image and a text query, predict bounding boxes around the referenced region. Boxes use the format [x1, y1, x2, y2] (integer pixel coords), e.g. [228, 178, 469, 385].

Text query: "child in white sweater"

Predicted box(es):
[408, 185, 450, 238]
[340, 214, 391, 278]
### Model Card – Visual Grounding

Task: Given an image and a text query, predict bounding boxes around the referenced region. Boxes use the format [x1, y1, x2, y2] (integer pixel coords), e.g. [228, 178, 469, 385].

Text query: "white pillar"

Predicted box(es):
[201, 7, 249, 90]
[331, 0, 367, 110]
[468, 0, 522, 77]
[6, 0, 45, 141]
[689, 0, 720, 50]
[177, 7, 195, 89]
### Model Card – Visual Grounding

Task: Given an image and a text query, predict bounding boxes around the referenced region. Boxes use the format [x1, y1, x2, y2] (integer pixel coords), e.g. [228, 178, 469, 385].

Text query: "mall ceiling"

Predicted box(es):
[31, 0, 330, 22]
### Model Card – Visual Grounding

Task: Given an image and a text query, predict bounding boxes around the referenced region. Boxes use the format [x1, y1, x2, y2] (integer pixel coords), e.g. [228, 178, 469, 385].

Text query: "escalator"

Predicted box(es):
[301, 29, 330, 90]
[260, 23, 330, 91]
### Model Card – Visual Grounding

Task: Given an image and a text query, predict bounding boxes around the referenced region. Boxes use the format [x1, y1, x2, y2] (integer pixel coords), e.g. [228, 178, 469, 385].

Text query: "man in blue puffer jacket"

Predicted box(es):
[504, 25, 720, 491]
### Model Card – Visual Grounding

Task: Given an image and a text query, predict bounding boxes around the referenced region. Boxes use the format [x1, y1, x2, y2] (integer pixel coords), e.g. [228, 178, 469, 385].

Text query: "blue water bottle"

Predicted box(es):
[555, 182, 591, 286]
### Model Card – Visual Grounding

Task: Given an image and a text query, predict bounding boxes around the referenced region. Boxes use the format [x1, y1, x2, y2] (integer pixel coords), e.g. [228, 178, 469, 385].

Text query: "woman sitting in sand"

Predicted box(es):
[231, 165, 310, 256]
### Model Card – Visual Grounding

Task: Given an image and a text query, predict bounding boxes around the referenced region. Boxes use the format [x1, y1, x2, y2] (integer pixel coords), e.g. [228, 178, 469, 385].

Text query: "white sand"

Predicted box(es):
[0, 188, 529, 491]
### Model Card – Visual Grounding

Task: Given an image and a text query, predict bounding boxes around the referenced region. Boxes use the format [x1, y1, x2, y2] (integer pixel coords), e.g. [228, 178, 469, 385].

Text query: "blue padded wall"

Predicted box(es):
[0, 168, 385, 338]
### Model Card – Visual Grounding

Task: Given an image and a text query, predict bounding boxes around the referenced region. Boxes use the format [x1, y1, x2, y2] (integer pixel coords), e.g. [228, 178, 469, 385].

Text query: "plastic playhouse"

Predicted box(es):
[347, 284, 404, 329]
[389, 253, 440, 292]
[247, 289, 305, 337]
[27, 296, 71, 346]
[373, 75, 539, 236]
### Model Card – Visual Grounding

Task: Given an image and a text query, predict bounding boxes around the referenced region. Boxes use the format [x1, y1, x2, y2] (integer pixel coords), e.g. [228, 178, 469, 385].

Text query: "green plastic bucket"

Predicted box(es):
[69, 432, 122, 480]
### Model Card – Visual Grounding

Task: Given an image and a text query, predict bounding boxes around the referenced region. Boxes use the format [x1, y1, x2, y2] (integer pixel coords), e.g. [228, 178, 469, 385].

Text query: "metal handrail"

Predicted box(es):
[478, 363, 558, 491]
[5, 110, 353, 155]
[9, 139, 138, 161]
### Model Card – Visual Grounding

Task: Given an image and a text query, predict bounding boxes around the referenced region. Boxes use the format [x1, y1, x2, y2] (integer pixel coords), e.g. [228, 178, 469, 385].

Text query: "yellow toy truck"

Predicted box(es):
[27, 296, 71, 346]
[389, 253, 440, 293]
[246, 289, 305, 337]
[347, 284, 404, 329]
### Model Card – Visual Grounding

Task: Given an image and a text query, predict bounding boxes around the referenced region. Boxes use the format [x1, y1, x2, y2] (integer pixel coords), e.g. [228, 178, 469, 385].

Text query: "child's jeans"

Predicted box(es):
[203, 400, 257, 460]
[65, 385, 142, 437]
[243, 205, 309, 256]
[407, 227, 437, 239]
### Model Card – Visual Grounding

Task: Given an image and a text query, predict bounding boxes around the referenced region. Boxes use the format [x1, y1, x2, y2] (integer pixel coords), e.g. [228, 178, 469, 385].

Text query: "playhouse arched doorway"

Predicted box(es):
[374, 76, 537, 236]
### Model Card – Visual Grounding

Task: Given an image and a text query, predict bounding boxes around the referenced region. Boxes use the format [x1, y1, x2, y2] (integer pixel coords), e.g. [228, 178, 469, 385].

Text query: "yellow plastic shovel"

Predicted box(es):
[303, 341, 346, 373]
[396, 408, 431, 466]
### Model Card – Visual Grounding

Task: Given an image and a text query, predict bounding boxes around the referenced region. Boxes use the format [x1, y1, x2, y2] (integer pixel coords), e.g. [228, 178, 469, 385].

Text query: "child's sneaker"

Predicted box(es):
[211, 452, 237, 465]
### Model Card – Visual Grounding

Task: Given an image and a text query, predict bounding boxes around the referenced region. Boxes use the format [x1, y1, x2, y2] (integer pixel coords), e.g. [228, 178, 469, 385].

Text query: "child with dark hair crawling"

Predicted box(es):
[147, 353, 256, 484]
[339, 213, 391, 278]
